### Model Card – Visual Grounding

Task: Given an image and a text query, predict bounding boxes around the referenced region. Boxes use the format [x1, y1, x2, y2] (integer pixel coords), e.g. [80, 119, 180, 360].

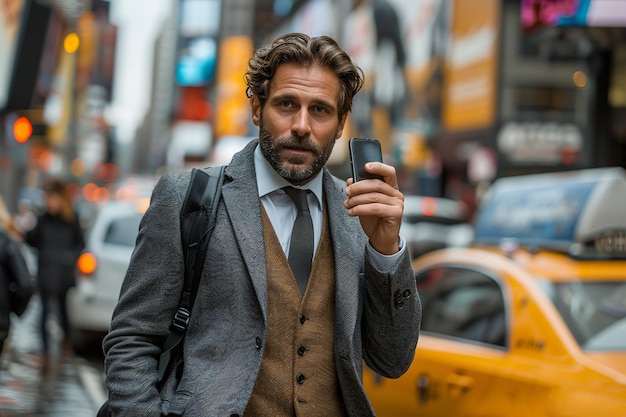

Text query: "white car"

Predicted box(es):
[67, 199, 147, 351]
[400, 195, 474, 259]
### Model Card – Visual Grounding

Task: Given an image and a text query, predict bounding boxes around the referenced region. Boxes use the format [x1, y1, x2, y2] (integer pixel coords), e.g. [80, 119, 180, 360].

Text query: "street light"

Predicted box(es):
[64, 32, 80, 54]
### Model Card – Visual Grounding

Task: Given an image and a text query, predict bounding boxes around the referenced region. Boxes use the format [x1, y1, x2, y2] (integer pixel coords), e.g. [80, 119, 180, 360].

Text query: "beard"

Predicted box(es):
[258, 120, 337, 185]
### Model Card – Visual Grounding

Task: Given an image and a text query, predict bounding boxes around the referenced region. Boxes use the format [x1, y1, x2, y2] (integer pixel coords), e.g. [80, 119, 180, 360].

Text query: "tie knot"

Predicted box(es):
[283, 186, 310, 212]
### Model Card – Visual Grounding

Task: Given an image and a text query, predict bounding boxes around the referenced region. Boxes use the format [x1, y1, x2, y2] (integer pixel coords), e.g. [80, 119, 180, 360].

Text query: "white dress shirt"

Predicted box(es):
[254, 146, 405, 272]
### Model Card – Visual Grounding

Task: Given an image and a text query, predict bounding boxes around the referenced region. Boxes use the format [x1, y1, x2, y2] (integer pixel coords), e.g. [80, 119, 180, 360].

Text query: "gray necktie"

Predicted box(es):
[284, 187, 313, 295]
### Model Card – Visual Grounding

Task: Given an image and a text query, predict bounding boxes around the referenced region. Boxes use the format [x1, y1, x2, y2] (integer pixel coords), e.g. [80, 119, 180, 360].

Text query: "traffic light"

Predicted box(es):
[4, 111, 46, 145]
[13, 116, 33, 143]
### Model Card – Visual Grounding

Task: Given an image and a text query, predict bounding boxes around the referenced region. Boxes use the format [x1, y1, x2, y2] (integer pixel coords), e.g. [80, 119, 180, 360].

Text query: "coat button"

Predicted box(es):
[394, 289, 405, 310]
[300, 314, 307, 324]
[297, 346, 306, 356]
[297, 374, 306, 384]
[403, 289, 411, 298]
[255, 337, 262, 350]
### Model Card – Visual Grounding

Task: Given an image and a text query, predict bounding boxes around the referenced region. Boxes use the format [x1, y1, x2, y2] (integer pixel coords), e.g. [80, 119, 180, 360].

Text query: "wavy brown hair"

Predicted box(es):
[245, 33, 364, 120]
[44, 179, 76, 224]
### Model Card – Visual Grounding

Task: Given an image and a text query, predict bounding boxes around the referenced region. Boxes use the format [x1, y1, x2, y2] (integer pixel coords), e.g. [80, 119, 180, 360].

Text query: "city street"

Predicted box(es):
[1, 0, 625, 416]
[0, 296, 107, 416]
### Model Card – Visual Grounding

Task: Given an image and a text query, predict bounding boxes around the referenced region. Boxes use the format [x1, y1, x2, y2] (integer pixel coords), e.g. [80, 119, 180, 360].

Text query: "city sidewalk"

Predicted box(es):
[0, 296, 107, 416]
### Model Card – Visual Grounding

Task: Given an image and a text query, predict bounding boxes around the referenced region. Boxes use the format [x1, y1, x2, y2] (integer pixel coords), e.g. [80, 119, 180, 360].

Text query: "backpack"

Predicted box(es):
[97, 165, 225, 417]
[157, 165, 225, 385]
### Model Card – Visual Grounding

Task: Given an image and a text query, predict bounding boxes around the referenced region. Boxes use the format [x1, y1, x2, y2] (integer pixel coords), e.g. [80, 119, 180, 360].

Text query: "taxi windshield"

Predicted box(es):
[539, 280, 626, 351]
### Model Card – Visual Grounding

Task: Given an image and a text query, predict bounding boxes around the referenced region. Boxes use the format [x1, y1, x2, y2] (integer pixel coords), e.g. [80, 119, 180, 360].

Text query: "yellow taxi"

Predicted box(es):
[364, 167, 626, 416]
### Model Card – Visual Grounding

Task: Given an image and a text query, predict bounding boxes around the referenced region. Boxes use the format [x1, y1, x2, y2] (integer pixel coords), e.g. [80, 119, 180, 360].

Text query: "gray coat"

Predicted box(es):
[103, 140, 421, 417]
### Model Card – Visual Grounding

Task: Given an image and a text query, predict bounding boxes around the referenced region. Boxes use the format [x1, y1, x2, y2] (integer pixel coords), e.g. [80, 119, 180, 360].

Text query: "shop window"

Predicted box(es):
[516, 86, 577, 113]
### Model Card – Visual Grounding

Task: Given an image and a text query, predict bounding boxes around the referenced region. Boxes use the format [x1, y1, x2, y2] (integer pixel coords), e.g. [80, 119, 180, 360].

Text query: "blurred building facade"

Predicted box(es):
[1, 0, 625, 218]
[255, 0, 626, 217]
[0, 0, 115, 210]
[334, 0, 626, 217]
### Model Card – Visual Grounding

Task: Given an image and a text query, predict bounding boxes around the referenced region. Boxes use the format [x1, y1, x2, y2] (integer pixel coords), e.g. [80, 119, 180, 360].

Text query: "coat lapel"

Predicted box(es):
[221, 140, 268, 323]
[322, 171, 365, 351]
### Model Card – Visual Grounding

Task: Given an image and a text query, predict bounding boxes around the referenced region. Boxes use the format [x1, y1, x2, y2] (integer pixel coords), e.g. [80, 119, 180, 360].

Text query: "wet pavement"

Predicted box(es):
[0, 296, 107, 417]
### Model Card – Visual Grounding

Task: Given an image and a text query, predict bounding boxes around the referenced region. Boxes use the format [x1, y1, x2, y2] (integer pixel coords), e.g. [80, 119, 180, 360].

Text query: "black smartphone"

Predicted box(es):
[349, 137, 384, 182]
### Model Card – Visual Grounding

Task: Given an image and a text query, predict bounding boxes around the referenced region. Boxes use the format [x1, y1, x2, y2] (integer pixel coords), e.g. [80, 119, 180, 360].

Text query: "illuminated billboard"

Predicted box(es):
[442, 0, 500, 132]
[522, 0, 626, 30]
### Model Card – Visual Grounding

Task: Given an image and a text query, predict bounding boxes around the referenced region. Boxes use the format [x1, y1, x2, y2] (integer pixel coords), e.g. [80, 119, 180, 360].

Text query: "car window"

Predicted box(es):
[539, 280, 626, 350]
[104, 215, 142, 246]
[417, 267, 507, 347]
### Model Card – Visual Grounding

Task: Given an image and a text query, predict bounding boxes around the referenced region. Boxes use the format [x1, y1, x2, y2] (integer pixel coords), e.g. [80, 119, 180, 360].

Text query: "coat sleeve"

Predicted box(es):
[361, 247, 421, 378]
[102, 172, 189, 417]
[325, 172, 421, 380]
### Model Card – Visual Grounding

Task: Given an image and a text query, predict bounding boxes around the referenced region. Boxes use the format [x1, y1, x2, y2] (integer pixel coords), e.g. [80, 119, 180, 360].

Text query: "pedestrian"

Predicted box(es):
[0, 194, 33, 356]
[24, 179, 84, 366]
[102, 32, 421, 417]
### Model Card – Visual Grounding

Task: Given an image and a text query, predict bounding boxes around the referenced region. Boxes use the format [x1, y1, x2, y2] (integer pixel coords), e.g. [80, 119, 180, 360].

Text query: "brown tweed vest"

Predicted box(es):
[244, 206, 346, 416]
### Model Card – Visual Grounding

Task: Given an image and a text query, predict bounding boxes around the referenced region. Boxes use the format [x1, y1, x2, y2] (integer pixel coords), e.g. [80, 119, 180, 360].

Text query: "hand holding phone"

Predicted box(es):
[349, 137, 384, 182]
[347, 137, 403, 255]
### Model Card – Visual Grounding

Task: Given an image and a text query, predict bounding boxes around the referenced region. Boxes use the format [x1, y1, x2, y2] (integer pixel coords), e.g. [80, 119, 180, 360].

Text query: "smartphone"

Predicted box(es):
[349, 137, 384, 182]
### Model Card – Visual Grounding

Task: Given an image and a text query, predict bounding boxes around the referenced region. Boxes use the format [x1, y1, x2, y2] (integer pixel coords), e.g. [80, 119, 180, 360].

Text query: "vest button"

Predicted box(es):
[255, 337, 262, 350]
[297, 374, 306, 384]
[298, 346, 306, 356]
[300, 314, 307, 324]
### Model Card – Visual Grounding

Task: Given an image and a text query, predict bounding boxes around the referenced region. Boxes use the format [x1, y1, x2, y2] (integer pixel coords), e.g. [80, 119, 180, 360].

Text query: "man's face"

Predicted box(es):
[251, 63, 347, 185]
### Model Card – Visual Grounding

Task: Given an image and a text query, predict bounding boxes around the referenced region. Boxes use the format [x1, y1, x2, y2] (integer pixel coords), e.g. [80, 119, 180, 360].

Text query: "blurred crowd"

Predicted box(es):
[0, 179, 84, 373]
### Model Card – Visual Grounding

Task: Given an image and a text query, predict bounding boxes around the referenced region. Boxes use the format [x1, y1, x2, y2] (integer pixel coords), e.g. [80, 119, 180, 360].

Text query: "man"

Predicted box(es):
[102, 32, 421, 417]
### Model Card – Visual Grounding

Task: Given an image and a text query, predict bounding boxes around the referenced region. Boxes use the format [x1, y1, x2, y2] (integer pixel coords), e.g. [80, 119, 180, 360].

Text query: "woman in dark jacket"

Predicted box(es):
[25, 179, 84, 360]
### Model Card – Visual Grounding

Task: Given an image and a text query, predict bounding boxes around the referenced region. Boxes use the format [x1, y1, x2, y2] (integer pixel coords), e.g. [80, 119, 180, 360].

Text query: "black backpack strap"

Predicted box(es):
[157, 165, 225, 384]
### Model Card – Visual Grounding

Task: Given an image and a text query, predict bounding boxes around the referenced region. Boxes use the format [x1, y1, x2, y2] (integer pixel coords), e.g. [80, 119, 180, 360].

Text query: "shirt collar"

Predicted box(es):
[254, 145, 323, 206]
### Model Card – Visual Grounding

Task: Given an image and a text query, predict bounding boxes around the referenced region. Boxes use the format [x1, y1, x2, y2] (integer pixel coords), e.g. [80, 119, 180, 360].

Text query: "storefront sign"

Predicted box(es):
[497, 121, 583, 164]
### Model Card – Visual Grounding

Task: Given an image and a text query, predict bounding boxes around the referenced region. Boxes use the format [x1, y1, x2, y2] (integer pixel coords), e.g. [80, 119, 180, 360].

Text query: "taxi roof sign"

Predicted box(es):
[474, 167, 626, 253]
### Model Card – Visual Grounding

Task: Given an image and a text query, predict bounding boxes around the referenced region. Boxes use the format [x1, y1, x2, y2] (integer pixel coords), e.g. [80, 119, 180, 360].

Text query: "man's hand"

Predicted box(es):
[344, 161, 404, 255]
